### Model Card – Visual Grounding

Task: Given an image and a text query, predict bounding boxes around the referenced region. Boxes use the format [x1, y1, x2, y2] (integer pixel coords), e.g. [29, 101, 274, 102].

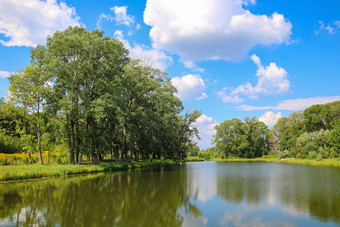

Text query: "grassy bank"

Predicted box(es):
[217, 157, 340, 167]
[0, 159, 195, 182]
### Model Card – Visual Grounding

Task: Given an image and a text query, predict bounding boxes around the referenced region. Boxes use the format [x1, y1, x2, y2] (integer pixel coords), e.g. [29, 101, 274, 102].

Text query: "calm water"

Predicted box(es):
[0, 161, 340, 226]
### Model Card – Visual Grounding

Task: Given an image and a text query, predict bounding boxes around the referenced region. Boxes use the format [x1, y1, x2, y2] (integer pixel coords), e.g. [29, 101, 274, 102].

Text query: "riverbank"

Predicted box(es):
[217, 157, 340, 167]
[0, 157, 204, 182]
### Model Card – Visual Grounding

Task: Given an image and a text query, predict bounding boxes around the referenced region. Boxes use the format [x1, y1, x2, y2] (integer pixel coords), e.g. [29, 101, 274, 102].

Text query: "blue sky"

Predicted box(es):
[0, 0, 339, 149]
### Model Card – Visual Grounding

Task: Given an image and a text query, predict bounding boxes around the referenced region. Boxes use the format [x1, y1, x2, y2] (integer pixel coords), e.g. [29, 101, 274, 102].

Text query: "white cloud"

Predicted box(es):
[0, 0, 81, 47]
[316, 20, 340, 35]
[144, 0, 292, 62]
[110, 6, 134, 26]
[218, 55, 289, 103]
[97, 6, 135, 29]
[218, 88, 244, 103]
[193, 114, 218, 149]
[96, 13, 114, 29]
[258, 111, 282, 127]
[183, 61, 204, 73]
[0, 71, 11, 78]
[114, 30, 172, 70]
[232, 54, 290, 96]
[171, 74, 207, 100]
[196, 114, 213, 124]
[238, 96, 340, 111]
[136, 24, 141, 30]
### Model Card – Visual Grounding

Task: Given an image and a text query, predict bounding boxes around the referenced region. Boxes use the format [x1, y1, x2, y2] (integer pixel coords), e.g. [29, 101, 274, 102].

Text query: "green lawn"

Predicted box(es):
[0, 159, 192, 182]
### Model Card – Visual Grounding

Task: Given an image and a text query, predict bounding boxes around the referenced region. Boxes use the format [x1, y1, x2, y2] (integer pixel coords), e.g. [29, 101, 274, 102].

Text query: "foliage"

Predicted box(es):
[198, 149, 211, 160]
[0, 130, 23, 154]
[272, 101, 340, 159]
[1, 26, 201, 165]
[213, 117, 269, 158]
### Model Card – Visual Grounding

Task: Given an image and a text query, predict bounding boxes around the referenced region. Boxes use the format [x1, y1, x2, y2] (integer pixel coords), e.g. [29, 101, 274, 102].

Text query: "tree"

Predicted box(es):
[44, 26, 129, 164]
[8, 62, 48, 165]
[303, 104, 335, 132]
[213, 117, 269, 158]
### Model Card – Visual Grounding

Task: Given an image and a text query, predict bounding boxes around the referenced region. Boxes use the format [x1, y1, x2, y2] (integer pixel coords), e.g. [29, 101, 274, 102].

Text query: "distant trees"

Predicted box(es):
[272, 101, 340, 159]
[213, 117, 269, 158]
[208, 101, 340, 160]
[1, 26, 200, 164]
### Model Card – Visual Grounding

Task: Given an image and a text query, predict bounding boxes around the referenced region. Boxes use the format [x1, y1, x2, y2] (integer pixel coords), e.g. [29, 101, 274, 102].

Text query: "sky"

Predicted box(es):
[0, 0, 339, 149]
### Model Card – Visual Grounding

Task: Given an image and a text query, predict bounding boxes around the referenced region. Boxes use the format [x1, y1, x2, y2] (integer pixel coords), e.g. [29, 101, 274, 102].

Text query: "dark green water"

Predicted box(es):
[0, 161, 340, 226]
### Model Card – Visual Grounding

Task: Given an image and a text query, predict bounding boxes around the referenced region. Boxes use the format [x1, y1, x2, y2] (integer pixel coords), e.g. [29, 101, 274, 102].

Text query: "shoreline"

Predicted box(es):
[215, 157, 340, 167]
[0, 157, 204, 182]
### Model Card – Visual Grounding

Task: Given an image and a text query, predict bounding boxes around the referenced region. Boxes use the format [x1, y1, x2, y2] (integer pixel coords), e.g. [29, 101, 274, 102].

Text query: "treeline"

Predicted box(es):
[272, 101, 340, 159]
[204, 101, 340, 160]
[206, 117, 269, 159]
[0, 26, 200, 165]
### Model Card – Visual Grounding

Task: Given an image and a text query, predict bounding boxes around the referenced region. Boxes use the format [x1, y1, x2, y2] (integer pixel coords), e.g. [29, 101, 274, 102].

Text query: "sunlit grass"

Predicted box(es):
[184, 157, 204, 162]
[0, 159, 183, 181]
[216, 157, 340, 167]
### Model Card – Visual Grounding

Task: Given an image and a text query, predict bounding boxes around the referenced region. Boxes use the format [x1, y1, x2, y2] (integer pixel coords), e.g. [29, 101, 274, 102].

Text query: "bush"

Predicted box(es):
[0, 131, 23, 154]
[308, 151, 317, 159]
[316, 153, 323, 161]
[279, 150, 289, 159]
[198, 151, 211, 160]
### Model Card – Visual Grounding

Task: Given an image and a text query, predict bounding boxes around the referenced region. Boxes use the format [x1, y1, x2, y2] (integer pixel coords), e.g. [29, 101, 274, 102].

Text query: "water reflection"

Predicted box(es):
[0, 162, 339, 226]
[186, 162, 340, 226]
[0, 169, 196, 226]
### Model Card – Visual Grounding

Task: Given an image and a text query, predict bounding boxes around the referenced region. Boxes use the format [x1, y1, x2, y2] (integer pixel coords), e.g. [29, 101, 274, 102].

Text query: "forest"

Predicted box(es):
[0, 26, 201, 165]
[204, 101, 340, 160]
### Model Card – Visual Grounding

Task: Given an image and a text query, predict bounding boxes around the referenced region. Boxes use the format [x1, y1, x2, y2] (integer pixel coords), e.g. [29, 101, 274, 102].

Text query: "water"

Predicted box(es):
[0, 161, 339, 226]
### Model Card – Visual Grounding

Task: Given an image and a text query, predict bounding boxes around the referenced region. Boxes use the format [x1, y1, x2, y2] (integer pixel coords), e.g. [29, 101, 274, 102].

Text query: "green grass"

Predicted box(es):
[184, 156, 204, 162]
[216, 157, 340, 167]
[0, 159, 183, 182]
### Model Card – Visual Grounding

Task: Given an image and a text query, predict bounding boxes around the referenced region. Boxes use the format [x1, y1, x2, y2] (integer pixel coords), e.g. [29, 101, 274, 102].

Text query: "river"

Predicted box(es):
[0, 161, 339, 226]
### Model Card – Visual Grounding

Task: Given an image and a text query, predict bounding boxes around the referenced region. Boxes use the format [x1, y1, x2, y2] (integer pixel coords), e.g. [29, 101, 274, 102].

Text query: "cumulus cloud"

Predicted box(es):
[110, 6, 135, 26]
[258, 111, 282, 127]
[171, 74, 207, 100]
[193, 114, 218, 149]
[144, 0, 292, 62]
[96, 13, 114, 29]
[0, 0, 81, 47]
[183, 61, 204, 73]
[238, 96, 340, 111]
[114, 30, 172, 70]
[0, 71, 11, 78]
[97, 6, 135, 29]
[233, 54, 289, 96]
[218, 88, 244, 103]
[316, 20, 340, 35]
[218, 55, 289, 103]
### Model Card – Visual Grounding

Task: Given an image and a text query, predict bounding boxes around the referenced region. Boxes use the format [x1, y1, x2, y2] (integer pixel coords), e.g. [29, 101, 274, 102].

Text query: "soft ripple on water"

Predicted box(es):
[0, 161, 339, 226]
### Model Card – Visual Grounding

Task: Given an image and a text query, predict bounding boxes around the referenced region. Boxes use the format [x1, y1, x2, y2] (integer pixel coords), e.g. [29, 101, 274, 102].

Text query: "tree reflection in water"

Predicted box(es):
[0, 162, 340, 226]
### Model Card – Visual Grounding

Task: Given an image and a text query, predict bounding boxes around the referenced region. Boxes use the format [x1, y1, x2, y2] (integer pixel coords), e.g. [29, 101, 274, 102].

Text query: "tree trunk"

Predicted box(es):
[37, 101, 43, 165]
[91, 136, 98, 164]
[114, 146, 119, 162]
[127, 146, 132, 162]
[23, 112, 31, 162]
[121, 125, 127, 162]
[134, 150, 139, 162]
[75, 121, 80, 164]
[91, 144, 98, 164]
[78, 152, 83, 164]
[69, 120, 75, 164]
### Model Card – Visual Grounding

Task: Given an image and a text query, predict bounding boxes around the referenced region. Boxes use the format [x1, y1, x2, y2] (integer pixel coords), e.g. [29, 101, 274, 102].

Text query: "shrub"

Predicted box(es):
[308, 151, 317, 159]
[279, 150, 289, 159]
[316, 153, 323, 161]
